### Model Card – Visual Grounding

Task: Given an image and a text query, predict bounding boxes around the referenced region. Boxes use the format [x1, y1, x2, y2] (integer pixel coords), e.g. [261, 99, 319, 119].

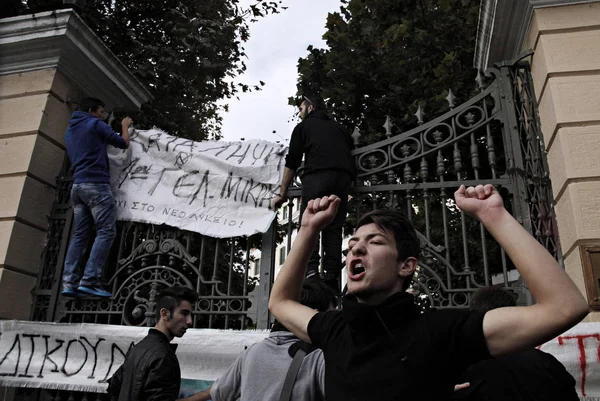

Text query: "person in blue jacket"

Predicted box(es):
[61, 97, 132, 298]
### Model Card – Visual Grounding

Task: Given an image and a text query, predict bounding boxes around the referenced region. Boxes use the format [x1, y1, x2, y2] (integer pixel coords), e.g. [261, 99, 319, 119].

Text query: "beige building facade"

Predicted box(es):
[0, 9, 150, 320]
[476, 0, 600, 321]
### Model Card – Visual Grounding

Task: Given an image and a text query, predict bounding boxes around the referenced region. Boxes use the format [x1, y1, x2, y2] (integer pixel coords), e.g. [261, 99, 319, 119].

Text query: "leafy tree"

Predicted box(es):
[12, 0, 283, 140]
[290, 0, 482, 143]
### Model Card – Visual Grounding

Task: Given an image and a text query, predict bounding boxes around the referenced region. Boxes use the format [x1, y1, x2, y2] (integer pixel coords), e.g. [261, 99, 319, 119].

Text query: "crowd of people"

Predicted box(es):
[62, 97, 588, 400]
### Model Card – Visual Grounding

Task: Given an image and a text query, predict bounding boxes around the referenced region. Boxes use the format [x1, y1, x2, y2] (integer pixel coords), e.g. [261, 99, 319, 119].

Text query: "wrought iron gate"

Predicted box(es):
[271, 56, 559, 312]
[19, 54, 558, 401]
[28, 53, 556, 346]
[32, 182, 264, 330]
[30, 58, 558, 330]
[345, 56, 560, 309]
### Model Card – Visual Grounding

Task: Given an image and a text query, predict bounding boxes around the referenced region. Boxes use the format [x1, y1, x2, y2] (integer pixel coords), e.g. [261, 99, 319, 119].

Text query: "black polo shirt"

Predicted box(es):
[308, 292, 490, 401]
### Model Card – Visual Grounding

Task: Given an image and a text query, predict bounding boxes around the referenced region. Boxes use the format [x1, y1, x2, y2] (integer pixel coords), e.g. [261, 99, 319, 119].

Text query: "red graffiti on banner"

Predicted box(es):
[556, 334, 600, 397]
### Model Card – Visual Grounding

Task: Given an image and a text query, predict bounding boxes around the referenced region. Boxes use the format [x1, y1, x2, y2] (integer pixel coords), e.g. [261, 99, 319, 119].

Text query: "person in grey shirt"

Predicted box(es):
[182, 279, 336, 401]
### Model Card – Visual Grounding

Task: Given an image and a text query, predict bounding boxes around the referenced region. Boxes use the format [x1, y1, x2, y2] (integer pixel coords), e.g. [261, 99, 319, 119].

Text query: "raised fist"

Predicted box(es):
[454, 184, 504, 220]
[301, 196, 341, 231]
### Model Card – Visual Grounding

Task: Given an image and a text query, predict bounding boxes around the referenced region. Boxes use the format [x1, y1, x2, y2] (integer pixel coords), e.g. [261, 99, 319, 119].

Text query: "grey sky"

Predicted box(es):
[220, 0, 340, 143]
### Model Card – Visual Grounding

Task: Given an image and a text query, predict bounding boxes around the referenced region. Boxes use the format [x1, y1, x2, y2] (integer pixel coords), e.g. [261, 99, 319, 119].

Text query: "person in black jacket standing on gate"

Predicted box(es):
[107, 286, 199, 401]
[271, 96, 355, 292]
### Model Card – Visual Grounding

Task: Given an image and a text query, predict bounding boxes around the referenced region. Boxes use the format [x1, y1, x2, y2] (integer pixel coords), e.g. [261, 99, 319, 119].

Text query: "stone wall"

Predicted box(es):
[0, 69, 77, 319]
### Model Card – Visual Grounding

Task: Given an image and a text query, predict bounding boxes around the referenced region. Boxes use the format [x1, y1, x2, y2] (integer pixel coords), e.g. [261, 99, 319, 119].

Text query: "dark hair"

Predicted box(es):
[302, 95, 324, 111]
[79, 98, 105, 113]
[471, 286, 517, 313]
[300, 278, 338, 311]
[356, 209, 420, 291]
[155, 285, 199, 320]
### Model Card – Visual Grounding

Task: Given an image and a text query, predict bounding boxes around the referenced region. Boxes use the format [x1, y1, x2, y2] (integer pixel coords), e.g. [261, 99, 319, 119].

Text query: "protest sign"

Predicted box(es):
[108, 129, 287, 238]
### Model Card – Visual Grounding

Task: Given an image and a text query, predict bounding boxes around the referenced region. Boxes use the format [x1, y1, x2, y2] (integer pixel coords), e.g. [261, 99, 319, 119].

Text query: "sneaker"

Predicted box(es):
[62, 287, 84, 298]
[77, 285, 112, 298]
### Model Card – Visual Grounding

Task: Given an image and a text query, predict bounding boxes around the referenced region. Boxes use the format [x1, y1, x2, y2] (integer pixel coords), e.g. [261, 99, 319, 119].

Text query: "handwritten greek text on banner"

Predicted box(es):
[1, 320, 600, 398]
[108, 129, 287, 238]
[0, 320, 268, 393]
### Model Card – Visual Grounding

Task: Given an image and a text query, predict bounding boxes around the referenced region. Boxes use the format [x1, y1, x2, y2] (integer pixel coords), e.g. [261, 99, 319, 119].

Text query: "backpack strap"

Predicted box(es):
[279, 341, 316, 401]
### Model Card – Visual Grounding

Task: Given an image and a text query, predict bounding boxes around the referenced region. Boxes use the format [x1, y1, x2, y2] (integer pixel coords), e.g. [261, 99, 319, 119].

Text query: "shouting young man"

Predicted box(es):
[268, 184, 588, 401]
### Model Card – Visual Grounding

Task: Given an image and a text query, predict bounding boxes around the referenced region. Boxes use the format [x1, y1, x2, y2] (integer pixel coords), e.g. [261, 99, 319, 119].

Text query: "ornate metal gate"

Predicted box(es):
[30, 57, 558, 329]
[278, 54, 559, 310]
[19, 54, 558, 401]
[32, 184, 264, 329]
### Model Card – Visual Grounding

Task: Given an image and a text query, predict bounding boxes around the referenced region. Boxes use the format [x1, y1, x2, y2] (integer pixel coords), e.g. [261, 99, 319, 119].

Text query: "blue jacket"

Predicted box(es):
[64, 111, 127, 184]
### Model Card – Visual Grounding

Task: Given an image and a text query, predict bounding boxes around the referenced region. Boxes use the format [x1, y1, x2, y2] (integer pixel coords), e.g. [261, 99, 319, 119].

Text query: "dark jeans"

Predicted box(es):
[299, 171, 351, 282]
[63, 183, 117, 289]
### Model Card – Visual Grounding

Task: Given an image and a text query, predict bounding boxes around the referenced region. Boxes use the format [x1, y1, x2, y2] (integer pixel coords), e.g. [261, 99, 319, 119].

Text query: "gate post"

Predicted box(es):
[496, 63, 533, 235]
[36, 158, 75, 322]
[256, 219, 277, 329]
[487, 60, 541, 306]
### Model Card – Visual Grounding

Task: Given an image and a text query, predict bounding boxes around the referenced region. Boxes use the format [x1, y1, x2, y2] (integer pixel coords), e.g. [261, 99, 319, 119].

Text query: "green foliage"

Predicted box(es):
[290, 0, 481, 144]
[10, 0, 283, 140]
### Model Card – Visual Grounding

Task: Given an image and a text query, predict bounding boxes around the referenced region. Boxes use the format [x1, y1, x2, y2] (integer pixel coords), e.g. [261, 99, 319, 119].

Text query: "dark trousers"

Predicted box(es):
[299, 171, 351, 285]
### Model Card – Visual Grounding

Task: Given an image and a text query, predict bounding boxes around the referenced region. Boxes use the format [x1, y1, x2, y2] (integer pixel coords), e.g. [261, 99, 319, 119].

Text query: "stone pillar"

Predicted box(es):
[0, 10, 151, 320]
[0, 69, 72, 320]
[524, 2, 600, 321]
[475, 0, 600, 321]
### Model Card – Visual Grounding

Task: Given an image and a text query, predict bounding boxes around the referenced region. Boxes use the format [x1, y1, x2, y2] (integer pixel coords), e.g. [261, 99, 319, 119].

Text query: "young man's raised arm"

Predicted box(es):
[268, 196, 341, 343]
[455, 185, 589, 357]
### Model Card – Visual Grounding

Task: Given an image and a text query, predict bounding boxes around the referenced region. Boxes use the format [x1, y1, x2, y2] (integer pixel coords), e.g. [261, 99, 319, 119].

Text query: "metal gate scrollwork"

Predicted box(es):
[344, 54, 559, 309]
[21, 55, 560, 401]
[31, 56, 558, 329]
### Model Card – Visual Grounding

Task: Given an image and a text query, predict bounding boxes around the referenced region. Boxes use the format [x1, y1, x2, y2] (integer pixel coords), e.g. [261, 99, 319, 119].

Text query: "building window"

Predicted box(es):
[581, 245, 600, 310]
[279, 247, 286, 265]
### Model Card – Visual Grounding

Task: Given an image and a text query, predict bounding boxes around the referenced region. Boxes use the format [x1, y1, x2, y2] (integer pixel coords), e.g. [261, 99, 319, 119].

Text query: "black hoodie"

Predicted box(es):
[64, 111, 127, 184]
[285, 110, 356, 178]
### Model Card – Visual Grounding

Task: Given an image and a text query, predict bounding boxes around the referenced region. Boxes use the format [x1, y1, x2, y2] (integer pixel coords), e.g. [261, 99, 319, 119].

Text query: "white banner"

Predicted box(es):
[108, 129, 287, 238]
[539, 322, 600, 400]
[1, 320, 599, 398]
[0, 320, 268, 392]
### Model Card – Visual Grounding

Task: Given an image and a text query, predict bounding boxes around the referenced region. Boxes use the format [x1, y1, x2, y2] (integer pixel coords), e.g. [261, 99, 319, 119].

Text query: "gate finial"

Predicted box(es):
[414, 104, 425, 125]
[445, 89, 456, 109]
[383, 116, 393, 138]
[351, 126, 361, 146]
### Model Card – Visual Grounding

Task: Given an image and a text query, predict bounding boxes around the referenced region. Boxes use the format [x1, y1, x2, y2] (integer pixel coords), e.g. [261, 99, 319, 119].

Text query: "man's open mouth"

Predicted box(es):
[353, 263, 365, 274]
